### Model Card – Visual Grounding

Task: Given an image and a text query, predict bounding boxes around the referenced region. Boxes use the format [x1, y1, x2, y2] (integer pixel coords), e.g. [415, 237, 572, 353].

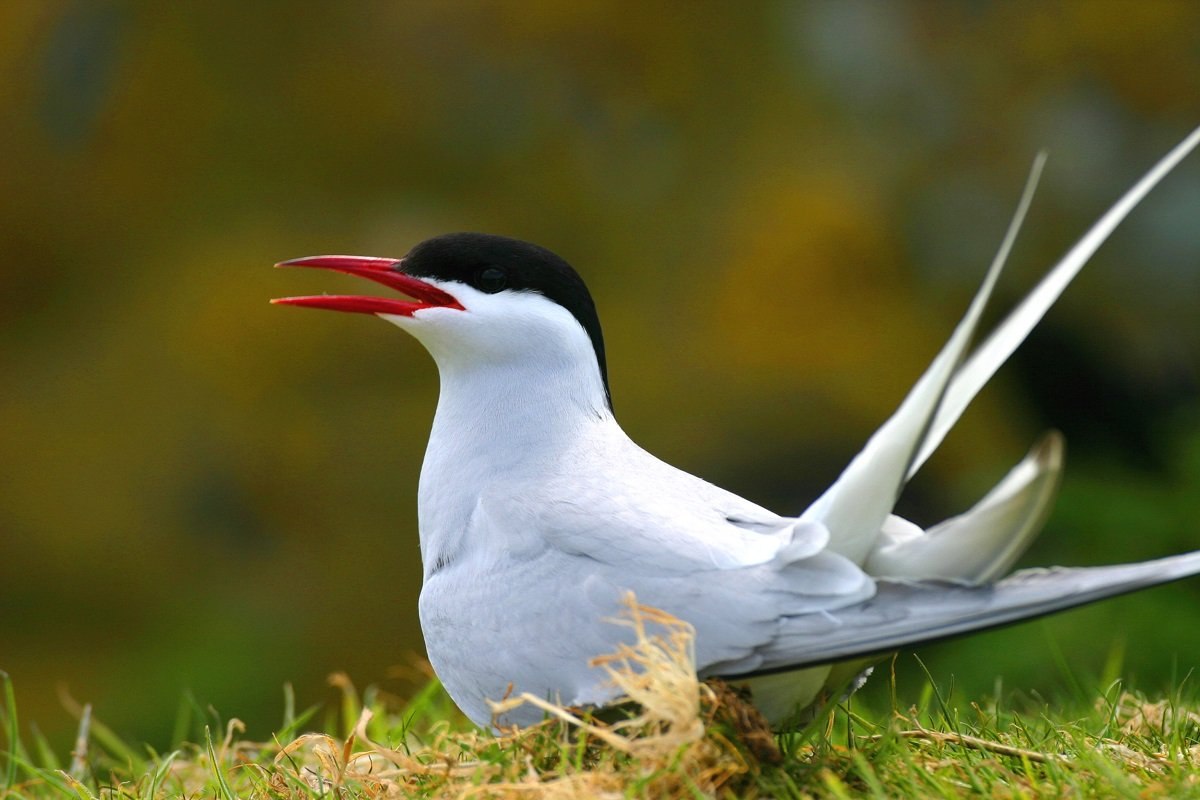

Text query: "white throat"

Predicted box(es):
[385, 289, 613, 575]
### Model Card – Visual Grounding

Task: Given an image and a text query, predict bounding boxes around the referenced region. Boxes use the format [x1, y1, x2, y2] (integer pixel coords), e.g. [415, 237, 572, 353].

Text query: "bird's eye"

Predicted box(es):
[477, 267, 508, 293]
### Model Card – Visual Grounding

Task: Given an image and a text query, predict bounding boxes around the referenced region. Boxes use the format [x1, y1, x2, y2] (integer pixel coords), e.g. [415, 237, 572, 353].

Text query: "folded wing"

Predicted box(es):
[748, 550, 1200, 674]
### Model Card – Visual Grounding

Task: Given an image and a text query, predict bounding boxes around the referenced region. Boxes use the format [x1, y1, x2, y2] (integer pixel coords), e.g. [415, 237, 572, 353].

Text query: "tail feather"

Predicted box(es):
[865, 431, 1064, 584]
[807, 125, 1200, 567]
[801, 155, 1046, 564]
[908, 125, 1200, 476]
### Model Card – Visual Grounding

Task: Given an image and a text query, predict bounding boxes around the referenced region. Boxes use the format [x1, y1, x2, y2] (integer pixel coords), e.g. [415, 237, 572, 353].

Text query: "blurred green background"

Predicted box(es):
[2, 1, 1199, 748]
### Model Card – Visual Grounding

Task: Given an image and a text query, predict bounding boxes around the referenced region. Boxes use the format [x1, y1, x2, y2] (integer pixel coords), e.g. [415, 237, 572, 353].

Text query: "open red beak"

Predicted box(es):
[271, 255, 464, 316]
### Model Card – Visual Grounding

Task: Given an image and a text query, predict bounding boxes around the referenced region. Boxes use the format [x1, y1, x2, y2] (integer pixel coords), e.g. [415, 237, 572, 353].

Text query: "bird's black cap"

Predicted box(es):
[402, 233, 611, 407]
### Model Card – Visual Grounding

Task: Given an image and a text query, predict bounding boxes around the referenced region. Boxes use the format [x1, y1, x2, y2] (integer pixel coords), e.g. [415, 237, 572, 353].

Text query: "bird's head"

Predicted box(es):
[273, 233, 611, 408]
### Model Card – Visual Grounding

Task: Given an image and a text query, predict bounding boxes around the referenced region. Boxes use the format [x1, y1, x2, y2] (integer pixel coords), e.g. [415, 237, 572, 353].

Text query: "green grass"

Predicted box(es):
[3, 614, 1200, 799]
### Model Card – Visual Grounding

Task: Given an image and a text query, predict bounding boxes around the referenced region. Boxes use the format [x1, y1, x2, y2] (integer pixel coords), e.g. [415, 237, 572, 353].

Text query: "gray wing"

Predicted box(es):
[735, 550, 1200, 677]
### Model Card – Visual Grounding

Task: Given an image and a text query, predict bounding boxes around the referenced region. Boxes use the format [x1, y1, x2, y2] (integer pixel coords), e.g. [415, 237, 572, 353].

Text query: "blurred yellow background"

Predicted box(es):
[2, 2, 1199, 748]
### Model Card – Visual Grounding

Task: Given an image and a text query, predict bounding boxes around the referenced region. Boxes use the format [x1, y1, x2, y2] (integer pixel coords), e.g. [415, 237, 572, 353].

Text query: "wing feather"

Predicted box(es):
[743, 551, 1200, 675]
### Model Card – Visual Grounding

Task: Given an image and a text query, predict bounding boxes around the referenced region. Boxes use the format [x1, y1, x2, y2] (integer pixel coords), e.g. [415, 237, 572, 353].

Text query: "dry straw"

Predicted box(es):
[269, 594, 756, 799]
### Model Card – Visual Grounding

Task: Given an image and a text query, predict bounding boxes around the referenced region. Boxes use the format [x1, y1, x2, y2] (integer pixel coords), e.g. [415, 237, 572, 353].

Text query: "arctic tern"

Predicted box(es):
[275, 126, 1200, 729]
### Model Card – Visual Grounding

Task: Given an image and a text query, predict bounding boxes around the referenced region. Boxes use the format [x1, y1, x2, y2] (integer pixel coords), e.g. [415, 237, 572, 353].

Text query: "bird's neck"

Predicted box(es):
[416, 353, 614, 574]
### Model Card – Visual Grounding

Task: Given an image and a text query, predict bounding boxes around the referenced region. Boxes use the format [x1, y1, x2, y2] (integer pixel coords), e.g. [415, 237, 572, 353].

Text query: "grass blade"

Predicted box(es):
[204, 726, 237, 800]
[2, 670, 18, 789]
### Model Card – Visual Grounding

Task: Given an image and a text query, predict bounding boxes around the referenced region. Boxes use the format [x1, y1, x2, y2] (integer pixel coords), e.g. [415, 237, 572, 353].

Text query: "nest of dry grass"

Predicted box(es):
[261, 594, 771, 799]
